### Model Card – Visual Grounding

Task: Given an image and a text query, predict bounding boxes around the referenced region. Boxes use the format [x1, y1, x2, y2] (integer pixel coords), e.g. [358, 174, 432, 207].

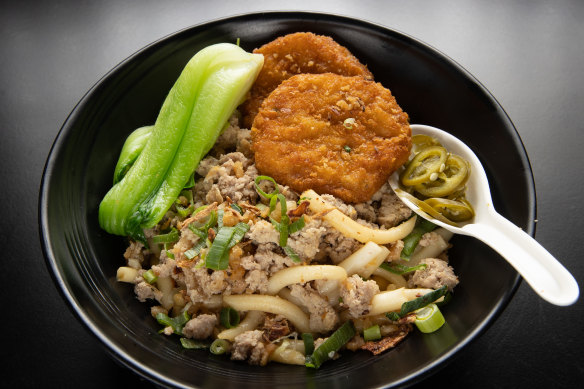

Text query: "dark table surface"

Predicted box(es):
[2, 1, 582, 388]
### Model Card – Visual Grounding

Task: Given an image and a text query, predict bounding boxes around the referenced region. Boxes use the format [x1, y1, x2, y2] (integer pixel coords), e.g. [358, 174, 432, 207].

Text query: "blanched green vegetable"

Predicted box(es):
[99, 43, 263, 241]
[113, 125, 153, 184]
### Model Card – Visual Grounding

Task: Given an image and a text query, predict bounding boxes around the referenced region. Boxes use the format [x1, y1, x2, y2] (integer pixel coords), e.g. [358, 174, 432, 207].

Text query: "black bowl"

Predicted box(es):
[40, 11, 535, 389]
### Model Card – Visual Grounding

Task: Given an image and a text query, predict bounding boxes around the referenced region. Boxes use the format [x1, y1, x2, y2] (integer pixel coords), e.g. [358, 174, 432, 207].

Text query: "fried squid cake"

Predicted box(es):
[251, 73, 411, 203]
[240, 32, 373, 129]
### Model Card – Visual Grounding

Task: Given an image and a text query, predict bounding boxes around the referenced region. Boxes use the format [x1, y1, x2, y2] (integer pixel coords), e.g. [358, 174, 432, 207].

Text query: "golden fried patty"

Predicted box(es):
[240, 32, 373, 129]
[251, 73, 411, 203]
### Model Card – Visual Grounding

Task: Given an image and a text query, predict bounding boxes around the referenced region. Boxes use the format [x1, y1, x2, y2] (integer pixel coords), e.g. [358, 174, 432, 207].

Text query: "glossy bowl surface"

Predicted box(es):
[40, 11, 535, 389]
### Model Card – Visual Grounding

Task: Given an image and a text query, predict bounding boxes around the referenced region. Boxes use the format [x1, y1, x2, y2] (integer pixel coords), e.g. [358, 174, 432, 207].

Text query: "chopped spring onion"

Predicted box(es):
[143, 269, 158, 284]
[288, 215, 306, 234]
[180, 337, 211, 349]
[205, 226, 235, 270]
[255, 175, 304, 263]
[166, 250, 175, 260]
[156, 311, 191, 335]
[229, 222, 250, 249]
[271, 195, 290, 245]
[205, 222, 250, 270]
[343, 117, 356, 129]
[230, 203, 244, 215]
[184, 247, 197, 260]
[363, 324, 381, 342]
[176, 203, 194, 218]
[189, 226, 208, 241]
[210, 339, 231, 355]
[217, 209, 224, 228]
[400, 218, 437, 261]
[379, 262, 427, 275]
[297, 196, 311, 205]
[193, 205, 208, 215]
[189, 210, 218, 232]
[220, 307, 240, 329]
[386, 286, 448, 321]
[305, 321, 355, 369]
[268, 195, 278, 214]
[414, 303, 445, 333]
[343, 145, 352, 153]
[283, 245, 301, 263]
[254, 175, 279, 199]
[175, 189, 194, 217]
[302, 333, 315, 355]
[151, 228, 179, 245]
[271, 221, 289, 247]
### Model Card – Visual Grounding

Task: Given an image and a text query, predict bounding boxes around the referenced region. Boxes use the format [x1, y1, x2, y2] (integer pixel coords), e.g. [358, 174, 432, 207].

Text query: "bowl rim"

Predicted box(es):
[39, 10, 535, 388]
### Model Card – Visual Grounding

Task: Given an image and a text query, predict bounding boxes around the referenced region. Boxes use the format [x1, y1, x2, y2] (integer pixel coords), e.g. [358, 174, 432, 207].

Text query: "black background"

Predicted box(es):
[2, 1, 582, 388]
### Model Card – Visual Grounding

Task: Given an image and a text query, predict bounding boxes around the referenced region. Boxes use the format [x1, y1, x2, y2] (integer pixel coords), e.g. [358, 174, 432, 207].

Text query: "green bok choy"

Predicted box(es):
[99, 43, 263, 242]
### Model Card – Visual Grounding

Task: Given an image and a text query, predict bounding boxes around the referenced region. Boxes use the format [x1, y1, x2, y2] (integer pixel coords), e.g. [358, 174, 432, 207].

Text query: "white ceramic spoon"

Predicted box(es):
[389, 124, 579, 306]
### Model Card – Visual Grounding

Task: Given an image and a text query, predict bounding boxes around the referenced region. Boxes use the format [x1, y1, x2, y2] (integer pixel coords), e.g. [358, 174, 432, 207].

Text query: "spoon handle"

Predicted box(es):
[464, 210, 579, 306]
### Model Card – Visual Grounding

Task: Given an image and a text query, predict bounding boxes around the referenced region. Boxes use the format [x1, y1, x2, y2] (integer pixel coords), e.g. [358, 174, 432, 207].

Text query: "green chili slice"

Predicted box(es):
[424, 197, 475, 222]
[414, 154, 469, 197]
[393, 188, 457, 227]
[305, 321, 355, 369]
[400, 146, 447, 186]
[411, 134, 442, 155]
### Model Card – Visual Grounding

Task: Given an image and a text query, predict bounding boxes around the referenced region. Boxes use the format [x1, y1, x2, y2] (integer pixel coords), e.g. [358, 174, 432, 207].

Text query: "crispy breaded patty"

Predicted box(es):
[240, 32, 373, 129]
[251, 73, 411, 203]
